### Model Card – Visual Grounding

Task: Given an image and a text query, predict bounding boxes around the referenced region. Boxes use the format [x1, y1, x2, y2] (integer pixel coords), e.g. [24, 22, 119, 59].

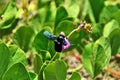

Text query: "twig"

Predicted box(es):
[67, 64, 83, 73]
[104, 68, 120, 78]
[49, 52, 58, 63]
[67, 29, 77, 38]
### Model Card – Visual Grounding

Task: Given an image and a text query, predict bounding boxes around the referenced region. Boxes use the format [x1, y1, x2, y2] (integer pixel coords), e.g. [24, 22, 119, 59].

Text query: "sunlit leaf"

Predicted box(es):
[113, 10, 120, 25]
[93, 37, 111, 77]
[34, 27, 52, 51]
[8, 45, 27, 68]
[91, 23, 103, 41]
[0, 40, 11, 80]
[65, 0, 80, 18]
[54, 0, 64, 7]
[103, 20, 119, 37]
[34, 54, 43, 74]
[2, 63, 30, 80]
[44, 60, 67, 80]
[103, 20, 120, 55]
[29, 71, 37, 80]
[38, 62, 48, 80]
[99, 5, 119, 24]
[69, 72, 81, 80]
[0, 1, 17, 29]
[55, 20, 73, 35]
[109, 29, 120, 55]
[87, 0, 104, 23]
[55, 6, 68, 27]
[13, 26, 35, 52]
[82, 37, 111, 77]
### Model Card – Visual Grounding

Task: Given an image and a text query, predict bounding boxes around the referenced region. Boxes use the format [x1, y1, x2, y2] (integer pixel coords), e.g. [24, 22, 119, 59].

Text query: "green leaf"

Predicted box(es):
[67, 30, 81, 50]
[29, 72, 37, 80]
[69, 72, 81, 80]
[87, 0, 104, 23]
[16, 8, 24, 18]
[34, 28, 50, 51]
[54, 0, 64, 7]
[44, 60, 67, 80]
[82, 43, 94, 77]
[103, 20, 119, 37]
[113, 10, 120, 25]
[103, 20, 120, 55]
[48, 41, 56, 57]
[45, 1, 56, 22]
[0, 19, 18, 36]
[8, 45, 18, 56]
[91, 23, 103, 41]
[34, 27, 56, 56]
[82, 37, 111, 77]
[109, 28, 120, 55]
[39, 50, 51, 61]
[0, 40, 11, 80]
[0, 0, 9, 15]
[65, 0, 80, 18]
[38, 62, 48, 80]
[8, 45, 27, 68]
[2, 63, 30, 80]
[37, 0, 51, 9]
[0, 1, 17, 29]
[93, 37, 111, 77]
[34, 54, 43, 74]
[54, 6, 68, 28]
[99, 5, 119, 24]
[55, 20, 73, 35]
[63, 17, 74, 22]
[13, 26, 35, 52]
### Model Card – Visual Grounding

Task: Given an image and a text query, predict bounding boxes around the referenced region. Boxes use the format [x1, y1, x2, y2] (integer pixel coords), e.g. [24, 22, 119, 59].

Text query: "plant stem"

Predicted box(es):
[67, 29, 77, 38]
[67, 64, 83, 73]
[49, 52, 58, 63]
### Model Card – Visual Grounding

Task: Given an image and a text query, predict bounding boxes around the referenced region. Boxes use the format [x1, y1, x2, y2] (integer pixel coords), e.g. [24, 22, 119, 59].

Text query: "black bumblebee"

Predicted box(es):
[43, 31, 70, 52]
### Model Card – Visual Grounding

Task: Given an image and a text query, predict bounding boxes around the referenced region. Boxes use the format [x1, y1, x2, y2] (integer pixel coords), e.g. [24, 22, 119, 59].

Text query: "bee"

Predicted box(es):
[43, 31, 70, 52]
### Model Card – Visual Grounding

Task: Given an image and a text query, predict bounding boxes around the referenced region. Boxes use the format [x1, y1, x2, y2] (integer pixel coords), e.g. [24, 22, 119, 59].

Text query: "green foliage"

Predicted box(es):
[54, 6, 68, 28]
[87, 0, 104, 23]
[8, 45, 27, 67]
[82, 37, 111, 78]
[69, 72, 81, 80]
[0, 40, 11, 80]
[55, 20, 73, 35]
[13, 26, 35, 52]
[0, 1, 17, 29]
[34, 27, 56, 56]
[29, 72, 37, 80]
[109, 29, 120, 55]
[34, 54, 43, 74]
[0, 40, 29, 80]
[99, 5, 119, 24]
[103, 20, 119, 37]
[43, 60, 67, 80]
[2, 63, 30, 80]
[38, 62, 48, 80]
[65, 0, 80, 18]
[103, 20, 120, 55]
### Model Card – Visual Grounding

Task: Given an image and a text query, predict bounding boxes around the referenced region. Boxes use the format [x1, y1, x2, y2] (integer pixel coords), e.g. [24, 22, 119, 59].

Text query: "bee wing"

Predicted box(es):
[43, 31, 57, 40]
[62, 40, 74, 46]
[62, 39, 67, 45]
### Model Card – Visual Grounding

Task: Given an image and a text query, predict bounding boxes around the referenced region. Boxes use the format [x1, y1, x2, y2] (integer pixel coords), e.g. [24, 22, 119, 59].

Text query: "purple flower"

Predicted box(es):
[62, 37, 70, 50]
[79, 23, 85, 29]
